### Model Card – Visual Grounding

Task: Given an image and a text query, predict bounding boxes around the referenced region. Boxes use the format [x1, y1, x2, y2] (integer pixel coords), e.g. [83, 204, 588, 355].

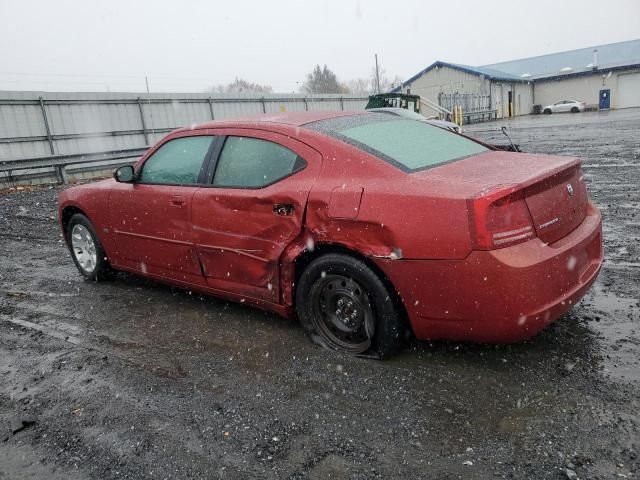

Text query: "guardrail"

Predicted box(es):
[419, 96, 452, 119]
[0, 147, 148, 187]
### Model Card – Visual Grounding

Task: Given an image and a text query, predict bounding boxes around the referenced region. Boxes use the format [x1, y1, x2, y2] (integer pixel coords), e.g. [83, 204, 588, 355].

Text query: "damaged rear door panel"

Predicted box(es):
[191, 129, 322, 302]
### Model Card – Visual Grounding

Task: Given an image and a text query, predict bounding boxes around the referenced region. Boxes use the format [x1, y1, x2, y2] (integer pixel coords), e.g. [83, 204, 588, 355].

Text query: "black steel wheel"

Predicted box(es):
[296, 253, 405, 358]
[543, 108, 552, 114]
[571, 106, 579, 113]
[310, 274, 374, 353]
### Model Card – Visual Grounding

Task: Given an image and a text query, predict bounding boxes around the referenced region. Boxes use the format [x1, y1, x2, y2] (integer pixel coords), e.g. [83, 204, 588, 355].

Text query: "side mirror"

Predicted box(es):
[114, 165, 135, 183]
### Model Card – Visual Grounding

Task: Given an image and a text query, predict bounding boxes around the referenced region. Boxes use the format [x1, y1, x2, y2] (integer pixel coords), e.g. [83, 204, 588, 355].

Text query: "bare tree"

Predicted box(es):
[207, 78, 273, 94]
[345, 69, 403, 96]
[301, 65, 349, 94]
[382, 74, 404, 92]
[347, 77, 374, 95]
[371, 66, 403, 93]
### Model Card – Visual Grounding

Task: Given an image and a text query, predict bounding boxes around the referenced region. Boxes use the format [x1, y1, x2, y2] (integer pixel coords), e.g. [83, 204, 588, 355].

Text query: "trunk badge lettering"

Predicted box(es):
[567, 184, 574, 196]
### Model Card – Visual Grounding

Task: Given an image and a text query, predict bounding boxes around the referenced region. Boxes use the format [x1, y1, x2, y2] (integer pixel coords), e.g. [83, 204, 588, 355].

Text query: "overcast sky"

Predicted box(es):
[1, 0, 639, 93]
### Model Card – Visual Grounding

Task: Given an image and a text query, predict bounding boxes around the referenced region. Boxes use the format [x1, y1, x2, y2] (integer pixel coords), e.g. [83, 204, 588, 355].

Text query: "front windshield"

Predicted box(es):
[308, 114, 487, 171]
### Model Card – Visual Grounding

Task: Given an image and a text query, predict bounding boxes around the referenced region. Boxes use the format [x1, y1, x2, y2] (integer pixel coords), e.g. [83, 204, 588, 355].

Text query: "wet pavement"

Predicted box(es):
[0, 108, 639, 479]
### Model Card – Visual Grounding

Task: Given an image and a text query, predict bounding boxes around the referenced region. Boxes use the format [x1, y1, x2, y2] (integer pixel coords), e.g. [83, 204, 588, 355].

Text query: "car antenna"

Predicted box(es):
[501, 126, 518, 152]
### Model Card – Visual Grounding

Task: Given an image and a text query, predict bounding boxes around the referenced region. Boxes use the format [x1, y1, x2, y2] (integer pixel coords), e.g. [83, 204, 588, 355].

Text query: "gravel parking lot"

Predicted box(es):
[1, 108, 639, 479]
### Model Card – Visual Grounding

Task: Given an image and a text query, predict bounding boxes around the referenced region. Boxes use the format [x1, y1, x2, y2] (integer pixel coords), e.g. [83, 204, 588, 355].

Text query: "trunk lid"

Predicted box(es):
[524, 164, 587, 244]
[417, 151, 588, 245]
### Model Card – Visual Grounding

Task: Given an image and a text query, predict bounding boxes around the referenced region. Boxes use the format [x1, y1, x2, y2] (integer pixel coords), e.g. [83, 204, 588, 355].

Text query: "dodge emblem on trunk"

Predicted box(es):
[567, 184, 574, 196]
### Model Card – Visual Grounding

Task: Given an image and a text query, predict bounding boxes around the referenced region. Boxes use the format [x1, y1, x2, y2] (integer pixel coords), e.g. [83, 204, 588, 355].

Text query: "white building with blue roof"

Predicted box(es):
[392, 39, 640, 120]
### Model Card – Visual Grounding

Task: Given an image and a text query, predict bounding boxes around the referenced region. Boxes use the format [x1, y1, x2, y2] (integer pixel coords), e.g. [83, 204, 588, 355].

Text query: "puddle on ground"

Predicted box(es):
[582, 284, 640, 382]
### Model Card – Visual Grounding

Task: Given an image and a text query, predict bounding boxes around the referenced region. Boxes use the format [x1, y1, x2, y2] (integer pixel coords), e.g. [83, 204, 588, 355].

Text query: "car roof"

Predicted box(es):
[188, 110, 367, 130]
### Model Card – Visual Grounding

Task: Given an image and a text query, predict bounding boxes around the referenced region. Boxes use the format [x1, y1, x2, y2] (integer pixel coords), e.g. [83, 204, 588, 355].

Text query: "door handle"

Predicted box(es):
[170, 196, 186, 207]
[273, 203, 294, 216]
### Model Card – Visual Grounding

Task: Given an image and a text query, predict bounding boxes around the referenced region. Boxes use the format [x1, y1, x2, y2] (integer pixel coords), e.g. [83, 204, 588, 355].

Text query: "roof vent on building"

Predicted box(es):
[520, 73, 531, 78]
[560, 66, 573, 73]
[592, 49, 598, 71]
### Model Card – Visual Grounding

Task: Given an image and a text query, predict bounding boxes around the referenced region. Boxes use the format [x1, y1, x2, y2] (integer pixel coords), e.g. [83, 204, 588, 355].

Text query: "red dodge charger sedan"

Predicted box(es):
[58, 111, 603, 357]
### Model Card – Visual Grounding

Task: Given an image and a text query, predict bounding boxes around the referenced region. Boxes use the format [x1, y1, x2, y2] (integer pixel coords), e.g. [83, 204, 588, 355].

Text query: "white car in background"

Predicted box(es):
[542, 99, 586, 114]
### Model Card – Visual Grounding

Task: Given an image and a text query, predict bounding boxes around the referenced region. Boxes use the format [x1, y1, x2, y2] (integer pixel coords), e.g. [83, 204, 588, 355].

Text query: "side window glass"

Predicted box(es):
[213, 136, 306, 188]
[139, 136, 214, 185]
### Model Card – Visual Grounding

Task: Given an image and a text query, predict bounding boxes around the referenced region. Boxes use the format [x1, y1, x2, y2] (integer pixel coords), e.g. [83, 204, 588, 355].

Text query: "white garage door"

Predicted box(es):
[618, 73, 640, 108]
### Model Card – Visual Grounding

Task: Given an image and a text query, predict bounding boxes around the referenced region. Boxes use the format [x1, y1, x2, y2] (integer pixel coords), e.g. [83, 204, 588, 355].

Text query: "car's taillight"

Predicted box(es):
[469, 185, 536, 250]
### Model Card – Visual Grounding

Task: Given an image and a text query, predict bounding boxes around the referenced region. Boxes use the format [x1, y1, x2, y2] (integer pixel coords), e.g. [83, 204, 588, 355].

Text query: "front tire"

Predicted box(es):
[571, 106, 579, 113]
[66, 213, 111, 281]
[543, 108, 552, 114]
[296, 254, 405, 358]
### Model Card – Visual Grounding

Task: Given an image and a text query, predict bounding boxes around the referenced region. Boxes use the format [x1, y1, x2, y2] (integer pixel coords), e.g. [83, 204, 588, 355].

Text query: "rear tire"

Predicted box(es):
[66, 213, 112, 281]
[543, 108, 552, 114]
[296, 253, 405, 359]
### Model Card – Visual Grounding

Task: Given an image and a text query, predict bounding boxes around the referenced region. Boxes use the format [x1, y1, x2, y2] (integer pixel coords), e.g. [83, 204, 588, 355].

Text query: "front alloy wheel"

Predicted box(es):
[66, 213, 111, 281]
[71, 224, 97, 274]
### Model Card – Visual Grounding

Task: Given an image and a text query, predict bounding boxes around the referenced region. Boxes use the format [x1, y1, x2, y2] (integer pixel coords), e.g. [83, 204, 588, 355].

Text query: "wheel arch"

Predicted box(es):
[292, 242, 412, 334]
[61, 205, 89, 236]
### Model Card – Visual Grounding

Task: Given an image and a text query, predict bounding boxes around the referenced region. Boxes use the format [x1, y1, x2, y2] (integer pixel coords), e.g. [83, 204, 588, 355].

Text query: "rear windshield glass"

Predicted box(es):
[307, 113, 488, 172]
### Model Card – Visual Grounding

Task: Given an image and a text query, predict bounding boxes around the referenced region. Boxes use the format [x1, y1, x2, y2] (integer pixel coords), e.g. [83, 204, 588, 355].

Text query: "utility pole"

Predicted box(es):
[374, 54, 381, 94]
[145, 75, 155, 137]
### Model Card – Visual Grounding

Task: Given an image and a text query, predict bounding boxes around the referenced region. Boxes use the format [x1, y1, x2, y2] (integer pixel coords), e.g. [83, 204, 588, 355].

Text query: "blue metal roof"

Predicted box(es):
[447, 63, 525, 81]
[392, 39, 640, 92]
[481, 39, 640, 79]
[390, 61, 525, 93]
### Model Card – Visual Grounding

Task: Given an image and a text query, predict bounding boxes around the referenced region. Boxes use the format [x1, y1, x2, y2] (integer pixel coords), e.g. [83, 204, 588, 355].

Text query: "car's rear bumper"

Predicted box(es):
[373, 203, 603, 343]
